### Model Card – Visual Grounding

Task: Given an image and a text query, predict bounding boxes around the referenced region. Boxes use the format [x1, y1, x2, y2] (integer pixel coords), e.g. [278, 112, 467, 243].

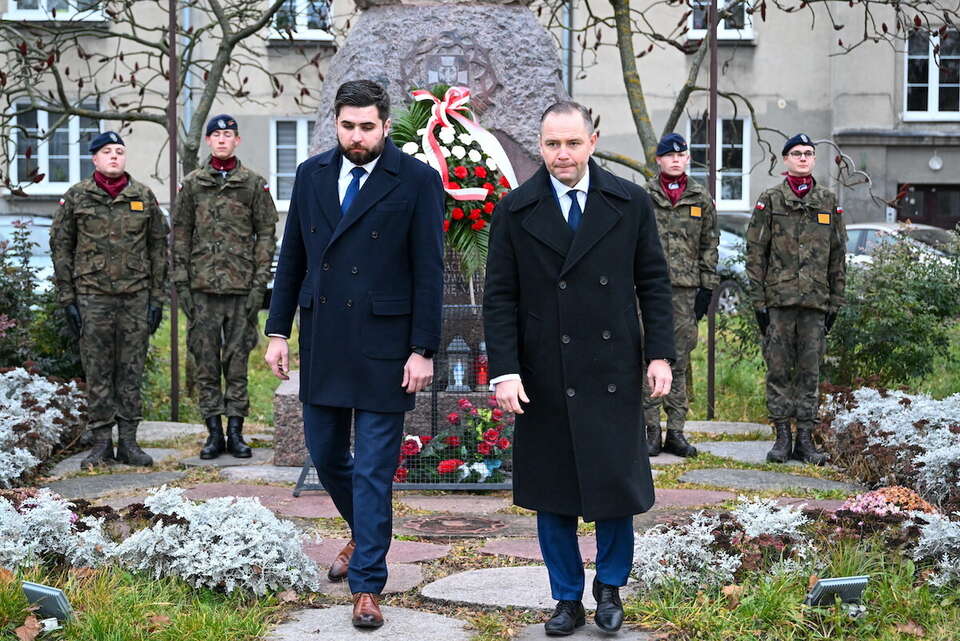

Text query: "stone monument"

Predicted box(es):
[312, 0, 567, 182]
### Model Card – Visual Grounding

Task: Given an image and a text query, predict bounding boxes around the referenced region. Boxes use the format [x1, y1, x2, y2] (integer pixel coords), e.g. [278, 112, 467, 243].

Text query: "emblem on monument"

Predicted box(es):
[400, 31, 500, 112]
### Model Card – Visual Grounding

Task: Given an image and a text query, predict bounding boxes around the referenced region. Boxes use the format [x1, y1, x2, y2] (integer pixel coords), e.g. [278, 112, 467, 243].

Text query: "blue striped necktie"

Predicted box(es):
[567, 189, 582, 232]
[341, 166, 366, 216]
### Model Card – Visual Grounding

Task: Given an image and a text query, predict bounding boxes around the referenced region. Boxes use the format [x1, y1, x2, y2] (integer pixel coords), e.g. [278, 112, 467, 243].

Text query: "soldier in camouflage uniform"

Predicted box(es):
[643, 134, 719, 457]
[50, 131, 168, 468]
[746, 133, 846, 465]
[174, 115, 278, 459]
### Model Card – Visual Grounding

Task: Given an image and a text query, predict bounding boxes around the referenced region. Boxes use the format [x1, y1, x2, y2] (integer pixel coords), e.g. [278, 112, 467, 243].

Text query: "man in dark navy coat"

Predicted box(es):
[484, 101, 675, 636]
[265, 80, 444, 629]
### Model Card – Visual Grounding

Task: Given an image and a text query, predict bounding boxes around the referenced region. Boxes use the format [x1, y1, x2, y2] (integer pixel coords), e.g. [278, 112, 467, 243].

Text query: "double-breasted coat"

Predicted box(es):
[483, 160, 676, 521]
[265, 139, 445, 412]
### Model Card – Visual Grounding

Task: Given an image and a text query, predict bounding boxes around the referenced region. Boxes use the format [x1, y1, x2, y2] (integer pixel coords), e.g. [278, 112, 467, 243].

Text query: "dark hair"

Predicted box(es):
[334, 80, 390, 121]
[539, 100, 594, 134]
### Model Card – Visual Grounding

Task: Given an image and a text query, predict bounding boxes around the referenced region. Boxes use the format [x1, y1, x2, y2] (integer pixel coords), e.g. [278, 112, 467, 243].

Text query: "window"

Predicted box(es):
[688, 115, 751, 210]
[270, 118, 315, 209]
[688, 0, 754, 41]
[8, 103, 100, 193]
[904, 28, 960, 120]
[3, 0, 103, 21]
[271, 0, 332, 41]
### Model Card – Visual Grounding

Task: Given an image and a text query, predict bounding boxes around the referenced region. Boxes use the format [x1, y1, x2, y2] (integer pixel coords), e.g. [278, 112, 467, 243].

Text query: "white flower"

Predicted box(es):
[440, 146, 451, 158]
[414, 153, 430, 164]
[731, 495, 808, 539]
[485, 157, 498, 171]
[458, 133, 474, 145]
[468, 149, 482, 163]
[404, 434, 422, 449]
[438, 127, 456, 144]
[401, 141, 420, 155]
[451, 145, 466, 159]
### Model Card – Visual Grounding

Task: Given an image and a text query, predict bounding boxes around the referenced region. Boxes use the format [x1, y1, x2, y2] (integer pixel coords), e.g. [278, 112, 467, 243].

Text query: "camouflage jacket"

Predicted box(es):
[745, 180, 846, 313]
[646, 176, 720, 289]
[173, 157, 278, 294]
[50, 175, 168, 306]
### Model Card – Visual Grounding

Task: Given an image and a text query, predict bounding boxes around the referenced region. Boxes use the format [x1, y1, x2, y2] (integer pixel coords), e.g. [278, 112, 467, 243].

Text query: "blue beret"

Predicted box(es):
[89, 131, 124, 154]
[206, 114, 238, 136]
[782, 133, 815, 155]
[656, 133, 688, 156]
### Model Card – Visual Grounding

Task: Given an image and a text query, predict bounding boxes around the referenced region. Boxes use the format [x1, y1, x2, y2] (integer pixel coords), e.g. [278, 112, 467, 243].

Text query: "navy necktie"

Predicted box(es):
[341, 166, 366, 216]
[567, 189, 583, 232]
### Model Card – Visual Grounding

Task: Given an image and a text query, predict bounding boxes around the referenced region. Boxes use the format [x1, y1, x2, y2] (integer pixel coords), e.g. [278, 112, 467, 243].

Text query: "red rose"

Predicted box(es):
[447, 181, 460, 190]
[447, 412, 460, 425]
[468, 210, 481, 220]
[394, 468, 409, 482]
[445, 435, 461, 447]
[498, 437, 511, 450]
[474, 166, 488, 178]
[483, 201, 495, 214]
[437, 459, 464, 474]
[453, 166, 469, 179]
[471, 219, 487, 231]
[442, 220, 451, 232]
[492, 408, 503, 420]
[477, 441, 493, 455]
[499, 175, 510, 188]
[483, 182, 495, 193]
[458, 398, 473, 409]
[451, 207, 465, 220]
[401, 440, 421, 456]
[421, 435, 433, 445]
[483, 429, 500, 444]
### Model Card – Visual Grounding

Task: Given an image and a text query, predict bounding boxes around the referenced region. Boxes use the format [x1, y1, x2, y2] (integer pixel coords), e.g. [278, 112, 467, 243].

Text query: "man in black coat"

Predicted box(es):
[265, 80, 444, 629]
[483, 101, 675, 636]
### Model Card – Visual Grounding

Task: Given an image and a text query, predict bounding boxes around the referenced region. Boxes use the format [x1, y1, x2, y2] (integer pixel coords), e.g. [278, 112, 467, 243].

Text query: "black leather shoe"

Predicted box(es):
[544, 600, 585, 636]
[592, 577, 624, 633]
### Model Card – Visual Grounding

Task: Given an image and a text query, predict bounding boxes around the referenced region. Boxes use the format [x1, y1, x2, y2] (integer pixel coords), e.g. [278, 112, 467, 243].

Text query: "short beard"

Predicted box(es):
[340, 135, 386, 166]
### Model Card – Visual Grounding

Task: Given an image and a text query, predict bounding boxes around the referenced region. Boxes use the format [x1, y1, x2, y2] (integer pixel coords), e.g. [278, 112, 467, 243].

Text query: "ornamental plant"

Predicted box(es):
[395, 396, 514, 484]
[390, 85, 516, 278]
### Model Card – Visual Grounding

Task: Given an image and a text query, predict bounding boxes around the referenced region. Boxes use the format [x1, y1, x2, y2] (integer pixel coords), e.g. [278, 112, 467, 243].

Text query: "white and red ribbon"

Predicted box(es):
[410, 86, 518, 202]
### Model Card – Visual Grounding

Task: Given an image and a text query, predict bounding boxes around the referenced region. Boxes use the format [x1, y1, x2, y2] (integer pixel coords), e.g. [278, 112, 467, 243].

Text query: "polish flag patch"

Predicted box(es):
[263, 185, 270, 191]
[58, 198, 65, 206]
[755, 202, 766, 210]
[836, 206, 844, 214]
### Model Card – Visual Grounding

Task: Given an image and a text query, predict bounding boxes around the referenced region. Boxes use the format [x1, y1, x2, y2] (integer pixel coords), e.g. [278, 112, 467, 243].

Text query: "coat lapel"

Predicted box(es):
[328, 139, 402, 247]
[310, 148, 343, 233]
[559, 160, 627, 277]
[519, 166, 573, 258]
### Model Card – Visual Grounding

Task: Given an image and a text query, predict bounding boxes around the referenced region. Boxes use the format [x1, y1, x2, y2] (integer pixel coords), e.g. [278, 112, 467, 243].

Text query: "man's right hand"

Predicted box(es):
[755, 308, 770, 336]
[265, 336, 290, 380]
[177, 286, 195, 321]
[495, 379, 530, 414]
[64, 303, 82, 337]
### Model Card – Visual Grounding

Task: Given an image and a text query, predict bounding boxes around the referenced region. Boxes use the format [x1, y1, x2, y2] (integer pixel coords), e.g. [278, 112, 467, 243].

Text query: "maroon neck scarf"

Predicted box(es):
[784, 173, 815, 198]
[93, 171, 129, 199]
[210, 156, 238, 173]
[659, 172, 687, 206]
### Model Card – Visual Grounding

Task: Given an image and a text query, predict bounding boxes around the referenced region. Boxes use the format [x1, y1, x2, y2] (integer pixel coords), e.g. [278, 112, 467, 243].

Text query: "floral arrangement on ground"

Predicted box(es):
[395, 396, 514, 484]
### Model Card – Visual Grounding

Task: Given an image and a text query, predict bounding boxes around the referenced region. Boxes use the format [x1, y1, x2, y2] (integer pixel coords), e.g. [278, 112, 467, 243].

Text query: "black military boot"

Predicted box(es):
[200, 415, 225, 459]
[792, 422, 828, 466]
[766, 422, 793, 463]
[81, 426, 115, 468]
[226, 416, 252, 458]
[663, 429, 698, 457]
[646, 423, 662, 456]
[115, 420, 154, 466]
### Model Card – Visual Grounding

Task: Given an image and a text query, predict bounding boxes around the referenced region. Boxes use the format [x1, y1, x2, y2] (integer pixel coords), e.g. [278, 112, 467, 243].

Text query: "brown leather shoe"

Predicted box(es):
[351, 592, 383, 628]
[328, 539, 355, 582]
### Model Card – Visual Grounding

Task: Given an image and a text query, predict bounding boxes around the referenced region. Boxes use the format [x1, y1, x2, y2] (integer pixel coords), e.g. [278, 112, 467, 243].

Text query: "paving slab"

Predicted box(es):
[479, 537, 596, 563]
[398, 494, 511, 514]
[320, 563, 424, 596]
[696, 440, 803, 466]
[686, 420, 769, 435]
[653, 488, 736, 508]
[49, 448, 181, 477]
[679, 468, 864, 493]
[137, 421, 206, 441]
[267, 605, 472, 641]
[304, 539, 451, 566]
[516, 623, 653, 640]
[394, 513, 536, 539]
[44, 471, 186, 499]
[647, 452, 688, 465]
[180, 447, 273, 468]
[183, 483, 340, 518]
[219, 464, 302, 483]
[421, 566, 636, 610]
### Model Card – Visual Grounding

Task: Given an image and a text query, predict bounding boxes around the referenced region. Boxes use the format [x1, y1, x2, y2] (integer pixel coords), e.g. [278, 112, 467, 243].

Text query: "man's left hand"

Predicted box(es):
[402, 352, 433, 394]
[148, 303, 163, 335]
[646, 359, 672, 398]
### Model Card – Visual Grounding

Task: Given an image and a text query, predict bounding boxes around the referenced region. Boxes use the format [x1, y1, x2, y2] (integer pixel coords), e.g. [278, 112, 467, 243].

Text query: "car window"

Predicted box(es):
[903, 228, 959, 256]
[863, 230, 896, 254]
[846, 230, 863, 254]
[718, 215, 749, 238]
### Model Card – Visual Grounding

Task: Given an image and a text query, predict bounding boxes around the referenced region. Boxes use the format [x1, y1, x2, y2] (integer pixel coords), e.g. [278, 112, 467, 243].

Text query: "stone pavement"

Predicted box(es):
[44, 471, 186, 499]
[266, 606, 473, 641]
[180, 448, 274, 467]
[679, 468, 864, 492]
[516, 623, 653, 640]
[696, 440, 804, 466]
[49, 448, 181, 477]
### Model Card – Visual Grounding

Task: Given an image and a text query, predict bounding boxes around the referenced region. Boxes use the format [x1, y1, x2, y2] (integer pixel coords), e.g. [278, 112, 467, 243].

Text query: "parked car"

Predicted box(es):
[0, 214, 53, 293]
[845, 222, 958, 266]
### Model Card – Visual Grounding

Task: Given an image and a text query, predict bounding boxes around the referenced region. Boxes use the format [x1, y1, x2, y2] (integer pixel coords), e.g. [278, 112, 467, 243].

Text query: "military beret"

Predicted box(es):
[782, 133, 815, 156]
[656, 133, 688, 156]
[206, 114, 238, 136]
[89, 131, 124, 154]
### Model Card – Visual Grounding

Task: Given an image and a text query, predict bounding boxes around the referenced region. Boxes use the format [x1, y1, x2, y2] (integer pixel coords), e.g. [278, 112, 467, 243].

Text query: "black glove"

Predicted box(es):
[825, 311, 837, 333]
[694, 287, 713, 321]
[755, 308, 770, 336]
[64, 303, 83, 337]
[148, 303, 163, 335]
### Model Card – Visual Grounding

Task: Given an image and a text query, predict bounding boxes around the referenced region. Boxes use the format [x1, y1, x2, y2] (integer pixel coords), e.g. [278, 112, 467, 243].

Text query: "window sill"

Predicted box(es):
[267, 30, 335, 47]
[685, 33, 756, 46]
[900, 112, 960, 123]
[2, 10, 106, 22]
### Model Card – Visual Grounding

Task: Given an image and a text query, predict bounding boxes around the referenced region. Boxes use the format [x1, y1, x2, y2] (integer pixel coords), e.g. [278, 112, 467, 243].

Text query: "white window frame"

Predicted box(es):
[7, 105, 100, 195]
[687, 0, 754, 41]
[2, 0, 105, 22]
[269, 0, 334, 42]
[687, 116, 752, 211]
[902, 28, 960, 122]
[270, 117, 315, 211]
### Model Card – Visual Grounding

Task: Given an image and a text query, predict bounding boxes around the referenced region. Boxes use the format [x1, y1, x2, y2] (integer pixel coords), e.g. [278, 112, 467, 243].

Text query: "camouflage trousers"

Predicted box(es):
[643, 287, 698, 431]
[763, 306, 827, 423]
[76, 291, 150, 431]
[187, 292, 260, 419]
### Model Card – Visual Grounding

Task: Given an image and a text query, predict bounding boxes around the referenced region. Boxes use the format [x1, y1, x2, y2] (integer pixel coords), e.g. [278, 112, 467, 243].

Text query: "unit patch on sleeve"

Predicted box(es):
[130, 201, 144, 211]
[690, 206, 702, 218]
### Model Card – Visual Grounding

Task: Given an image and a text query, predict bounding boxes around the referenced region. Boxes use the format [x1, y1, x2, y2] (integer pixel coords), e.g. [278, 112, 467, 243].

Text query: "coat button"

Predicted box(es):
[351, 266, 359, 275]
[371, 231, 379, 239]
[322, 263, 330, 271]
[566, 388, 576, 397]
[558, 280, 567, 290]
[318, 296, 326, 304]
[311, 226, 317, 233]
[346, 299, 353, 308]
[602, 330, 612, 340]
[607, 383, 617, 393]
[561, 334, 571, 344]
[599, 276, 609, 286]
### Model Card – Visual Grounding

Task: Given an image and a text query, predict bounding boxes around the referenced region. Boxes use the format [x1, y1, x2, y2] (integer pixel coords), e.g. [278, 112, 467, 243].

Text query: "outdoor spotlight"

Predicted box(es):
[804, 575, 870, 606]
[21, 581, 74, 621]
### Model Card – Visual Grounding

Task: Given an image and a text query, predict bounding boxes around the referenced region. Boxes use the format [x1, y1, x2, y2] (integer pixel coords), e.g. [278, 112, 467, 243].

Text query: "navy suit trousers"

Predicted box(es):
[303, 404, 404, 594]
